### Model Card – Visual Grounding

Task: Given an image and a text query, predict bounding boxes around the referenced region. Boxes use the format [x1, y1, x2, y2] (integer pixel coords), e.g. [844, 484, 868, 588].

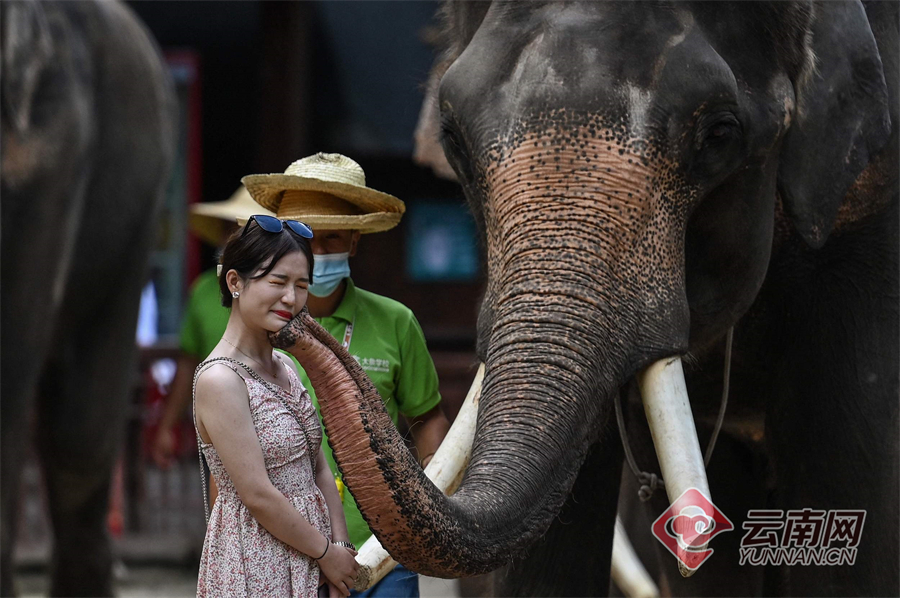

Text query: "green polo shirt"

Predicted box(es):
[296, 278, 442, 548]
[179, 268, 231, 360]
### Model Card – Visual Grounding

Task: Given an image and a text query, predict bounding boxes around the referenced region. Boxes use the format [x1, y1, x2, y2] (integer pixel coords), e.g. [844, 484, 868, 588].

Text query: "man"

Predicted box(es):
[243, 153, 450, 597]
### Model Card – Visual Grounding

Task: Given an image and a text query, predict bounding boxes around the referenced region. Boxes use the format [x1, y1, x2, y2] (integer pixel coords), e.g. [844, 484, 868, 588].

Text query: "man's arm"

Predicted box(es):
[395, 310, 450, 467]
[151, 353, 201, 468]
[407, 405, 450, 468]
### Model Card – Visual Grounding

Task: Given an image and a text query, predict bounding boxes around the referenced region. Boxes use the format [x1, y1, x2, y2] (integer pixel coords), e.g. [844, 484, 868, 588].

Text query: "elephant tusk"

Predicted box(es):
[354, 363, 485, 591]
[353, 543, 394, 592]
[612, 517, 660, 598]
[638, 357, 712, 578]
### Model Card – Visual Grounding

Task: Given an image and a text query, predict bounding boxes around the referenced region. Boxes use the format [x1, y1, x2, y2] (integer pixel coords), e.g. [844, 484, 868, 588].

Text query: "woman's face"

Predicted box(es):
[235, 250, 310, 332]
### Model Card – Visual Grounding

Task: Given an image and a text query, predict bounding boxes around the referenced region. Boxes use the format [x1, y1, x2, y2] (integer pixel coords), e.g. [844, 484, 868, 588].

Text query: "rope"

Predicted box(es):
[616, 327, 734, 502]
[704, 327, 733, 467]
[615, 385, 663, 502]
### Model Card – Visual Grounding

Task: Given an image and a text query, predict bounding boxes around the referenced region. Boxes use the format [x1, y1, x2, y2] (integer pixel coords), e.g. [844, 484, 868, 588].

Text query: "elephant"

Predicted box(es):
[1, 1, 176, 594]
[276, 1, 898, 597]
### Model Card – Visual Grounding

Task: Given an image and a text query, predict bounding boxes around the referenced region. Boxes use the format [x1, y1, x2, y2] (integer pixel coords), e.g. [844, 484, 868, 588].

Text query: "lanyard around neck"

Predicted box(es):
[341, 317, 355, 350]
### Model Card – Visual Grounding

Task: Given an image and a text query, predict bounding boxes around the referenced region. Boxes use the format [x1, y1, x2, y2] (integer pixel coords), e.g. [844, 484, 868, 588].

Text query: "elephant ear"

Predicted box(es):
[414, 57, 458, 181]
[777, 0, 892, 248]
[1, 1, 53, 133]
[413, 1, 492, 180]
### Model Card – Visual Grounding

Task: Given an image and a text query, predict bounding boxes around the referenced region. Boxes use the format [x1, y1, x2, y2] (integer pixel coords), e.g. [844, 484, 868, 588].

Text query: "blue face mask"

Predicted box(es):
[308, 252, 351, 297]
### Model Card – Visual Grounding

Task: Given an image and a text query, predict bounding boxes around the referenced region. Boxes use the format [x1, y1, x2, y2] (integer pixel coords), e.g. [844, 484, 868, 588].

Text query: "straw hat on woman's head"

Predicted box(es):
[241, 153, 405, 234]
[189, 186, 274, 246]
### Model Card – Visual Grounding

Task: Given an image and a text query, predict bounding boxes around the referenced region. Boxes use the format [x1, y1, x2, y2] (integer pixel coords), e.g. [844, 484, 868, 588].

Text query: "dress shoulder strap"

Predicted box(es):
[194, 356, 251, 384]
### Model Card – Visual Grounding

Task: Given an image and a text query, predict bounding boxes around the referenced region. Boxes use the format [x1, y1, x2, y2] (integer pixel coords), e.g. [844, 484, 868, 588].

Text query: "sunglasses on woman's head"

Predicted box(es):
[241, 214, 313, 239]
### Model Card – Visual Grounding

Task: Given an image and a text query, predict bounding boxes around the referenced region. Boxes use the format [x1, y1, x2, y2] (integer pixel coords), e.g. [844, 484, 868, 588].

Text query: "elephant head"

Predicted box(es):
[279, 0, 894, 580]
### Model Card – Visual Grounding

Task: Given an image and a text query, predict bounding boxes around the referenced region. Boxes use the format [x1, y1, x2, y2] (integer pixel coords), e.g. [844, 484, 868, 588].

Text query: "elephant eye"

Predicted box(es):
[686, 112, 743, 182]
[438, 114, 476, 184]
[698, 114, 741, 148]
[439, 120, 466, 157]
[709, 124, 731, 138]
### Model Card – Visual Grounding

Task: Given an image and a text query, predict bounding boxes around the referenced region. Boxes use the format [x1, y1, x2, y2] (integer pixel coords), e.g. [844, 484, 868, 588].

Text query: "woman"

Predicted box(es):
[193, 214, 359, 597]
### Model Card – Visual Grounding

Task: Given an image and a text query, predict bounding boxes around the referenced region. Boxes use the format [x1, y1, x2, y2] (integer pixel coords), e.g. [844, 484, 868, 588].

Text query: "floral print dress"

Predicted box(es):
[193, 357, 330, 597]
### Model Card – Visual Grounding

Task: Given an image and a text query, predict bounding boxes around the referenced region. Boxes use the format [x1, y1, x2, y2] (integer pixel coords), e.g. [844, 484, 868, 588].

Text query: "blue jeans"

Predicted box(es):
[351, 564, 419, 598]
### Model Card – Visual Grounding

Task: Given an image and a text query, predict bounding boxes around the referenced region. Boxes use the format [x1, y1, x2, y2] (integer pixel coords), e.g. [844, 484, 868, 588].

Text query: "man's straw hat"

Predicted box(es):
[189, 187, 274, 246]
[241, 153, 405, 234]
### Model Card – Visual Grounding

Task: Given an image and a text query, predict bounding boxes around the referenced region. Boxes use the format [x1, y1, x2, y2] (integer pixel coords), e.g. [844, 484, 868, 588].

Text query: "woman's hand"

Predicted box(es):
[318, 543, 359, 597]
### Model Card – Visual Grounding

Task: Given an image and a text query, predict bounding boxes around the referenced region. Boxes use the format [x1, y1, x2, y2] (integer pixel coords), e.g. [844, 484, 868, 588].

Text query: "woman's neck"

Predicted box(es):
[221, 314, 277, 371]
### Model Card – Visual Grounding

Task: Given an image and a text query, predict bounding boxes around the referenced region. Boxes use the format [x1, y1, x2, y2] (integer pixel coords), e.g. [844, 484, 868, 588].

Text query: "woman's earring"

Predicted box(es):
[232, 291, 240, 299]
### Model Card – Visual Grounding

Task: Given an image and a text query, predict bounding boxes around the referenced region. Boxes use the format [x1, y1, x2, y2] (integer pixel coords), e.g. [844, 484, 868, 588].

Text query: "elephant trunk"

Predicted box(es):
[274, 284, 647, 577]
[274, 310, 511, 576]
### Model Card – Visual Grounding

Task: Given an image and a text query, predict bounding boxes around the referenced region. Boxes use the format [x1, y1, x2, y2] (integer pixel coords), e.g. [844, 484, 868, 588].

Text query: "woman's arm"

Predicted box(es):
[196, 366, 358, 593]
[315, 447, 351, 544]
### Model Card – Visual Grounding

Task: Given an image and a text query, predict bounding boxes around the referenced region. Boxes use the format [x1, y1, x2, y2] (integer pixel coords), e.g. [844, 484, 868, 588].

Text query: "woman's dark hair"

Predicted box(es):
[218, 222, 314, 307]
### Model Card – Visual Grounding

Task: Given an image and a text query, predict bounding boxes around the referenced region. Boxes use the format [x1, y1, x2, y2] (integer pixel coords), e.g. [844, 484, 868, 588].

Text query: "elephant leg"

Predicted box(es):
[0, 346, 41, 596]
[36, 274, 144, 597]
[768, 385, 898, 597]
[764, 210, 899, 597]
[1, 99, 95, 595]
[767, 371, 898, 595]
[0, 201, 87, 596]
[495, 417, 624, 597]
[0, 379, 35, 596]
[0, 174, 89, 597]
